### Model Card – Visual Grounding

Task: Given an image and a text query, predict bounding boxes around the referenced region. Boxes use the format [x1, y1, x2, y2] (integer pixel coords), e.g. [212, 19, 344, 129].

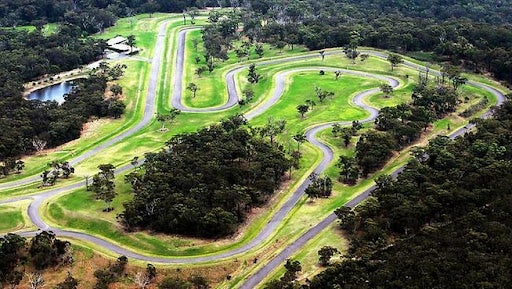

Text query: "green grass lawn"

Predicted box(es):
[0, 201, 34, 233]
[0, 207, 23, 232]
[19, 33, 511, 262]
[0, 12, 509, 279]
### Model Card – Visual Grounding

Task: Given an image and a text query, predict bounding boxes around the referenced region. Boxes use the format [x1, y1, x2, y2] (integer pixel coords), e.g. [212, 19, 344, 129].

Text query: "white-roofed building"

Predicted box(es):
[105, 35, 139, 55]
[106, 36, 127, 46]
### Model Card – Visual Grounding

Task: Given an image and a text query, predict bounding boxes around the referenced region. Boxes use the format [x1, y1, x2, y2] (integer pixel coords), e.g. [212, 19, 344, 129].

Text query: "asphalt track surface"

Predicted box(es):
[0, 24, 506, 287]
[239, 56, 507, 289]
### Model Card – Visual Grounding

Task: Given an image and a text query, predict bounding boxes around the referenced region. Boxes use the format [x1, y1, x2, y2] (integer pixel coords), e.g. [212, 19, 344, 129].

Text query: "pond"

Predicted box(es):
[27, 81, 75, 104]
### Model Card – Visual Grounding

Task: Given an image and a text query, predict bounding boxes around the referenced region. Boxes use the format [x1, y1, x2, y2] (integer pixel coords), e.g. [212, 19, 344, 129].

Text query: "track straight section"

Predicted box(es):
[0, 19, 175, 191]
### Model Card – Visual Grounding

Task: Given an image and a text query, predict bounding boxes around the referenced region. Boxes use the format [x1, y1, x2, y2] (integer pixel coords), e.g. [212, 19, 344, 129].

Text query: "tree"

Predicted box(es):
[127, 34, 136, 53]
[192, 38, 199, 51]
[442, 65, 468, 90]
[315, 87, 334, 103]
[187, 82, 199, 98]
[120, 116, 290, 238]
[379, 83, 394, 98]
[337, 155, 359, 184]
[187, 7, 199, 24]
[261, 117, 286, 144]
[156, 109, 180, 132]
[339, 127, 354, 147]
[319, 50, 325, 61]
[296, 104, 309, 119]
[32, 137, 47, 153]
[247, 63, 261, 84]
[318, 246, 339, 266]
[332, 123, 342, 136]
[133, 264, 156, 289]
[131, 156, 139, 168]
[243, 87, 254, 102]
[387, 54, 403, 71]
[26, 272, 44, 289]
[110, 84, 123, 97]
[156, 113, 168, 131]
[55, 272, 79, 289]
[352, 120, 363, 131]
[255, 43, 264, 58]
[15, 160, 24, 174]
[293, 133, 307, 152]
[356, 131, 396, 176]
[91, 164, 116, 212]
[5, 270, 23, 289]
[168, 108, 181, 124]
[282, 259, 301, 283]
[334, 206, 357, 232]
[335, 70, 342, 80]
[94, 256, 128, 289]
[188, 275, 209, 289]
[60, 161, 74, 178]
[305, 173, 333, 199]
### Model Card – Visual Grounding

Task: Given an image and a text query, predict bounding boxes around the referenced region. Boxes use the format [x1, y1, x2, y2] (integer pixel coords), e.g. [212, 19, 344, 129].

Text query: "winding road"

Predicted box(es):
[0, 22, 507, 288]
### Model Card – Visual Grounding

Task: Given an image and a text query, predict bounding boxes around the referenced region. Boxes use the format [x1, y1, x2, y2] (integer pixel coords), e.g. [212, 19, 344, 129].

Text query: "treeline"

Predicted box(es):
[0, 64, 125, 163]
[119, 115, 291, 238]
[240, 0, 512, 84]
[0, 27, 105, 81]
[301, 101, 512, 289]
[0, 0, 231, 34]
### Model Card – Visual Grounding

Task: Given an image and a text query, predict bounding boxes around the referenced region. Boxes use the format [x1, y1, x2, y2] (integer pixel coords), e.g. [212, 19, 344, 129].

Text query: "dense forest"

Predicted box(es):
[239, 0, 512, 84]
[120, 115, 291, 237]
[0, 0, 228, 33]
[267, 102, 512, 288]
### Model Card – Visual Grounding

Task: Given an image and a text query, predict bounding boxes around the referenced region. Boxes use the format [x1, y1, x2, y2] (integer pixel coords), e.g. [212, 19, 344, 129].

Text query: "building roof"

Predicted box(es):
[106, 36, 127, 46]
[109, 43, 132, 52]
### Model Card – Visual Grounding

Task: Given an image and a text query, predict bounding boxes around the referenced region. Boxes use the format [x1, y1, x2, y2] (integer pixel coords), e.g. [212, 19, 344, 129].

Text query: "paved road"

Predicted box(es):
[239, 54, 507, 289]
[1, 27, 506, 287]
[0, 19, 174, 191]
[2, 28, 400, 263]
[15, 67, 399, 264]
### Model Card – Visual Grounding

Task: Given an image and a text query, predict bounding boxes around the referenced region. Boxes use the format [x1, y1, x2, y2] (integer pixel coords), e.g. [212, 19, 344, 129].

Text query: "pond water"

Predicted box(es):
[27, 81, 75, 104]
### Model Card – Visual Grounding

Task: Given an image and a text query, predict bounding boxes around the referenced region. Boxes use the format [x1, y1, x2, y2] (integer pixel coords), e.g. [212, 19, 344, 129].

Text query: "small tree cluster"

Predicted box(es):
[332, 121, 362, 147]
[0, 158, 24, 176]
[305, 173, 333, 199]
[318, 246, 339, 266]
[40, 161, 75, 187]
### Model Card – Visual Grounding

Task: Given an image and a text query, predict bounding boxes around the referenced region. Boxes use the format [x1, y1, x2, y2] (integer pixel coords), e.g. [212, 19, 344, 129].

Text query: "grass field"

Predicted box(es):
[0, 11, 510, 289]
[0, 200, 34, 233]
